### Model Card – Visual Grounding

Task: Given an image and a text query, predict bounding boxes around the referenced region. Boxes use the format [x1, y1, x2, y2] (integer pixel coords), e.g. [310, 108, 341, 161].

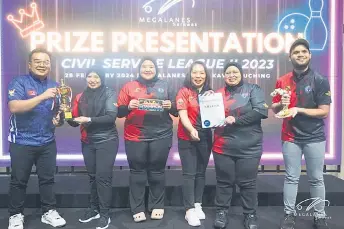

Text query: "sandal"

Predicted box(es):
[133, 212, 146, 222]
[151, 209, 164, 220]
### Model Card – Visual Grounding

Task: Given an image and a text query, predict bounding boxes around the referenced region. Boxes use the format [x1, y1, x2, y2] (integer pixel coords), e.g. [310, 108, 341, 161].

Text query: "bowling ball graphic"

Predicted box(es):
[278, 13, 309, 35]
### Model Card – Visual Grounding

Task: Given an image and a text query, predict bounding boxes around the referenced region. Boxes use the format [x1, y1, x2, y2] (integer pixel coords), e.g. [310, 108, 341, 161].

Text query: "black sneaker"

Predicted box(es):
[280, 214, 296, 229]
[96, 216, 111, 229]
[314, 217, 330, 229]
[79, 209, 100, 223]
[214, 210, 228, 229]
[244, 214, 258, 229]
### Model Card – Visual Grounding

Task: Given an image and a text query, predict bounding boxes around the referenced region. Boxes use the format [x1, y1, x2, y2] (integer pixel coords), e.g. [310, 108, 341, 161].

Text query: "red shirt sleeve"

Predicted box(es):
[117, 83, 131, 106]
[72, 93, 82, 117]
[176, 87, 189, 110]
[272, 79, 282, 103]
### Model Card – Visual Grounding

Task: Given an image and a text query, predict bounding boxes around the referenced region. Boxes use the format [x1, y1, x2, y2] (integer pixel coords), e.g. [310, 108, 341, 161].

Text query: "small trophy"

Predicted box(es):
[270, 87, 292, 118]
[57, 78, 73, 120]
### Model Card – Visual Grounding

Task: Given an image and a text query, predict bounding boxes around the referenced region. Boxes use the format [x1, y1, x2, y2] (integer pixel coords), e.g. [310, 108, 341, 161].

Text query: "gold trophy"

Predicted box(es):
[57, 79, 73, 120]
[270, 87, 292, 118]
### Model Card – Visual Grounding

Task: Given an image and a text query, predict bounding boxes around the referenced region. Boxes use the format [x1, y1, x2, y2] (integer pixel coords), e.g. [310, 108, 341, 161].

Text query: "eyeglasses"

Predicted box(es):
[31, 61, 51, 66]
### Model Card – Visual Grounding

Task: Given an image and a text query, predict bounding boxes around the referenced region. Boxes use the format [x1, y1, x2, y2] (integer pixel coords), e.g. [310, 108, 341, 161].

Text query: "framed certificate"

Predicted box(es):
[199, 93, 225, 128]
[138, 98, 164, 112]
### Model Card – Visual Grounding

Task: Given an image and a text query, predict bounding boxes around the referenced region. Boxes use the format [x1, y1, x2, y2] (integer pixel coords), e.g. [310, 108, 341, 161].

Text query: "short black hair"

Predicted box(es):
[183, 61, 211, 91]
[29, 48, 52, 62]
[289, 38, 310, 55]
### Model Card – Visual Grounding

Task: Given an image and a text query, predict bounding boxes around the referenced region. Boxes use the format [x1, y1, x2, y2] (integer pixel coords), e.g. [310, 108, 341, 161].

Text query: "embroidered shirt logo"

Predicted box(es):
[8, 89, 15, 96]
[177, 98, 184, 105]
[27, 90, 37, 96]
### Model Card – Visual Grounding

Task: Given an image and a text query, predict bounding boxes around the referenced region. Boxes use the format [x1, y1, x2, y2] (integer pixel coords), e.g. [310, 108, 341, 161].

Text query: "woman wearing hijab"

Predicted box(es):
[212, 62, 268, 229]
[176, 61, 213, 226]
[117, 57, 178, 222]
[67, 66, 118, 229]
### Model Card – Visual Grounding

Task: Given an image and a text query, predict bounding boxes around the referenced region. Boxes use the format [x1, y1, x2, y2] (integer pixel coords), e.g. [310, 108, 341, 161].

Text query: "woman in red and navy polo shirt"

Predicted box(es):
[212, 62, 268, 229]
[117, 57, 178, 222]
[176, 61, 213, 227]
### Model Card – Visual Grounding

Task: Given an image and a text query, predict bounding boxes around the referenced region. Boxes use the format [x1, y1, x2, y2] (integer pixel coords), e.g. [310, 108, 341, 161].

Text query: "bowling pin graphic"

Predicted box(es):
[304, 0, 328, 50]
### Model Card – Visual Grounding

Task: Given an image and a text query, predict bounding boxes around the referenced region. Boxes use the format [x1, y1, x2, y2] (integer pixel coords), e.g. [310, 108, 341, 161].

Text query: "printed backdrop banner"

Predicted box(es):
[1, 0, 342, 166]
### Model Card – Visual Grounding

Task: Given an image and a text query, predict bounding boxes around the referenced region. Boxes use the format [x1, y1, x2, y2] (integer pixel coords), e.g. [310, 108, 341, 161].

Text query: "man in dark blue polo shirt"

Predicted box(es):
[7, 48, 66, 229]
[271, 39, 331, 229]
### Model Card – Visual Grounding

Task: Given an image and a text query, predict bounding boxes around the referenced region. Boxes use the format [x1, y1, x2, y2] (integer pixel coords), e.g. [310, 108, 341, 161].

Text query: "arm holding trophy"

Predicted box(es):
[270, 87, 294, 118]
[52, 110, 64, 127]
[66, 94, 81, 127]
[75, 88, 118, 125]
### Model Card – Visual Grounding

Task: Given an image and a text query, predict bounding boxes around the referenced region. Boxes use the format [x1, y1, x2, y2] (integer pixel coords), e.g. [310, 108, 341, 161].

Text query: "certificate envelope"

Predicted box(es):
[199, 93, 225, 128]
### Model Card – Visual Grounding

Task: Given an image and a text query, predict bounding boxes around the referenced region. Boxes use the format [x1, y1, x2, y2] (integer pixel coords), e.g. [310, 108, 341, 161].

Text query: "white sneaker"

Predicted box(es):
[195, 203, 206, 220]
[41, 210, 66, 227]
[8, 213, 24, 229]
[185, 208, 201, 227]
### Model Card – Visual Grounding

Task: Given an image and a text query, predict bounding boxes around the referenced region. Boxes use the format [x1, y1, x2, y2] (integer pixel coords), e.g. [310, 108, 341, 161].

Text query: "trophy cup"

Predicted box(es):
[57, 79, 73, 120]
[270, 87, 292, 118]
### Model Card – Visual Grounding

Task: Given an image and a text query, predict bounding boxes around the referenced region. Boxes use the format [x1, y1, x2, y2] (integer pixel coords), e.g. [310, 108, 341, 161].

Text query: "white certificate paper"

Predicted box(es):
[199, 93, 225, 128]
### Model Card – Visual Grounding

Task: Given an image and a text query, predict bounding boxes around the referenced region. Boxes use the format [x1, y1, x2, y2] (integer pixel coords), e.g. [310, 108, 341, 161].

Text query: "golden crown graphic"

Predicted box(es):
[7, 2, 45, 38]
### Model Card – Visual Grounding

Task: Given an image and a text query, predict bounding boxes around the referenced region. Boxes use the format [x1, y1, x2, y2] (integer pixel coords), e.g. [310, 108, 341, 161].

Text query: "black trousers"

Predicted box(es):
[82, 138, 119, 217]
[8, 141, 57, 216]
[213, 153, 261, 214]
[125, 137, 172, 214]
[178, 136, 212, 210]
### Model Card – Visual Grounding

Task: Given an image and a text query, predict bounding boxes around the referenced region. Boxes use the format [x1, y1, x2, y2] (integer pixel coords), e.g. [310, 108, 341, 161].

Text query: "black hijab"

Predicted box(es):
[79, 66, 107, 117]
[136, 57, 159, 94]
[223, 61, 244, 92]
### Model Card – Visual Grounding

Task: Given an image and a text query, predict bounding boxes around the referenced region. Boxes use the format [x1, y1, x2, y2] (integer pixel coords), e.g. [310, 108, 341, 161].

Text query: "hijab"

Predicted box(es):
[223, 61, 244, 92]
[136, 57, 159, 94]
[79, 65, 107, 117]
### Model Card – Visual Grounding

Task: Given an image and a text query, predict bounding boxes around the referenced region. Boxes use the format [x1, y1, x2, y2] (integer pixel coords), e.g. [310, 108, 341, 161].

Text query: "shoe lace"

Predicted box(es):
[47, 210, 62, 219]
[246, 214, 256, 219]
[195, 203, 202, 209]
[10, 214, 23, 225]
[216, 211, 226, 221]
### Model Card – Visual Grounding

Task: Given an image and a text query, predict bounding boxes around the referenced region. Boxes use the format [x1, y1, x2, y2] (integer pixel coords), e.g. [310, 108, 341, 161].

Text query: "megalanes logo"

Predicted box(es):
[140, 0, 197, 27]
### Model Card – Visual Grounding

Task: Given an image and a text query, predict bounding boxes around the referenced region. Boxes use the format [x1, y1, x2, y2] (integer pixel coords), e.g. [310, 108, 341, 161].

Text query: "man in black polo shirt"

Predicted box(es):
[271, 39, 331, 229]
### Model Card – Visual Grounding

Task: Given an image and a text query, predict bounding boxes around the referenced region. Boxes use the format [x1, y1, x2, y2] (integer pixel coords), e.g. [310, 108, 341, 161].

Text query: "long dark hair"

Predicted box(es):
[183, 61, 211, 91]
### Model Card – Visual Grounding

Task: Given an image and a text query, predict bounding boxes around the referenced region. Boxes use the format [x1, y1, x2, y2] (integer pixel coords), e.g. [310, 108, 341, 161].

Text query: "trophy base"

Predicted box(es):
[275, 109, 293, 119]
[64, 111, 73, 120]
